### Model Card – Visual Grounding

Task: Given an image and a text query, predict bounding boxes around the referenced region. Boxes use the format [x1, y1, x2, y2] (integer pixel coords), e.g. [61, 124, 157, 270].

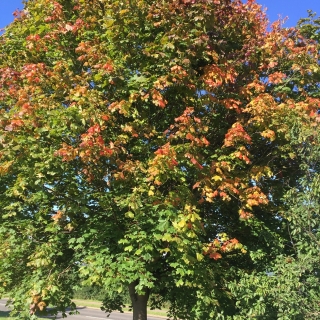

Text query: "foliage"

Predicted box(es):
[228, 102, 320, 320]
[73, 286, 119, 302]
[0, 0, 319, 319]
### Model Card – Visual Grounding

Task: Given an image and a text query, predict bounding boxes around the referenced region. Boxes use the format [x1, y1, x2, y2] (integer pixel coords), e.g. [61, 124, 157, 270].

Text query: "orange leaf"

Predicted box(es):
[209, 252, 222, 260]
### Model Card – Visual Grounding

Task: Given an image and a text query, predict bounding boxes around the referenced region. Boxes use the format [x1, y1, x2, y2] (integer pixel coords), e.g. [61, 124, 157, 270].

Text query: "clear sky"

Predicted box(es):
[0, 0, 24, 31]
[257, 0, 319, 27]
[0, 0, 319, 31]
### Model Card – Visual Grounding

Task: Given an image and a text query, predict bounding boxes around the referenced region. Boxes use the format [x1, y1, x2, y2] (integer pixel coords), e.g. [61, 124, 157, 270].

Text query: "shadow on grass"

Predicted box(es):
[0, 310, 11, 318]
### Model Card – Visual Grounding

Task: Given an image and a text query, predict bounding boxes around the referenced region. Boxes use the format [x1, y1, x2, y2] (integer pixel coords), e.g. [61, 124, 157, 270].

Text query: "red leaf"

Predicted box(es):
[87, 124, 101, 134]
[103, 63, 113, 72]
[193, 181, 200, 189]
[209, 252, 222, 260]
[186, 133, 194, 140]
[190, 157, 203, 169]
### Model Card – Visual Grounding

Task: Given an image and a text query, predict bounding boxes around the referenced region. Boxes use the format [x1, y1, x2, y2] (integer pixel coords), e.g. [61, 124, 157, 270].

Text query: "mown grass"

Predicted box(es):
[0, 311, 11, 319]
[0, 311, 47, 320]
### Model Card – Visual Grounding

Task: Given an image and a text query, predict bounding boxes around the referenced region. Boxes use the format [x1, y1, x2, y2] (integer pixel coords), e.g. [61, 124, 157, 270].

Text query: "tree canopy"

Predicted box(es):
[0, 1, 319, 319]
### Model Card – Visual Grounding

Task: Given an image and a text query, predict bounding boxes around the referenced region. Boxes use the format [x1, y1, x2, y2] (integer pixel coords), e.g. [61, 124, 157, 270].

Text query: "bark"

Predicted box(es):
[128, 281, 149, 320]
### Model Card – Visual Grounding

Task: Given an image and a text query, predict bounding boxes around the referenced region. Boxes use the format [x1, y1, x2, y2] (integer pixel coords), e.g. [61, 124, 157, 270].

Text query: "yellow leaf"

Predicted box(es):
[0, 160, 14, 175]
[190, 213, 200, 222]
[104, 19, 114, 27]
[119, 9, 129, 15]
[216, 167, 223, 174]
[126, 211, 134, 218]
[196, 253, 204, 261]
[178, 219, 186, 228]
[162, 233, 173, 242]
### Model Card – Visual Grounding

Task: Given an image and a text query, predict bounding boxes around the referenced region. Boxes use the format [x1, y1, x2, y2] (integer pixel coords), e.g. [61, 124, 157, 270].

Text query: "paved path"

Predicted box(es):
[0, 299, 164, 320]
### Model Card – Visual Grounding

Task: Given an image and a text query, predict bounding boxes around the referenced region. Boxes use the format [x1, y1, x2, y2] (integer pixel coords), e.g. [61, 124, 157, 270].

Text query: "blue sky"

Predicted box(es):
[258, 0, 319, 27]
[0, 0, 24, 31]
[0, 0, 319, 31]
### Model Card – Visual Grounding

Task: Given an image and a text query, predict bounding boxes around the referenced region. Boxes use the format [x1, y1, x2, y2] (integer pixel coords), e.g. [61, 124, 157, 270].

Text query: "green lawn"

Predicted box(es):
[0, 311, 47, 320]
[0, 311, 11, 319]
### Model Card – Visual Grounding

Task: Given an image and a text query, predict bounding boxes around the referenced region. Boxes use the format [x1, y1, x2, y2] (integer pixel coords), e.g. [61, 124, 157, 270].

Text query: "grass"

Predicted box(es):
[0, 311, 11, 319]
[72, 299, 168, 318]
[0, 311, 47, 320]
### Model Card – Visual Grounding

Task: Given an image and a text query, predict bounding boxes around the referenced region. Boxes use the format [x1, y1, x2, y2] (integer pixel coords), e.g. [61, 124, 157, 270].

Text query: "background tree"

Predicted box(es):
[0, 1, 319, 319]
[227, 12, 320, 320]
[228, 98, 320, 320]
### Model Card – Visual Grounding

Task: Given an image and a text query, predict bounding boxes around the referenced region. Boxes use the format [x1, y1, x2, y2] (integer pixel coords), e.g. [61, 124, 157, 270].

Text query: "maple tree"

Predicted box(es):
[0, 0, 319, 319]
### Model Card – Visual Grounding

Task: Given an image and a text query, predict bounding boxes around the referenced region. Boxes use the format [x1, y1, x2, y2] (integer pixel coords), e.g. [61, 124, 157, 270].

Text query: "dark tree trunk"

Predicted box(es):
[128, 281, 149, 320]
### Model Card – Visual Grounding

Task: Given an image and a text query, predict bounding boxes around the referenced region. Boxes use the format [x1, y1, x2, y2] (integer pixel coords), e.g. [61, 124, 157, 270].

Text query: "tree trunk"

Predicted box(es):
[128, 281, 149, 320]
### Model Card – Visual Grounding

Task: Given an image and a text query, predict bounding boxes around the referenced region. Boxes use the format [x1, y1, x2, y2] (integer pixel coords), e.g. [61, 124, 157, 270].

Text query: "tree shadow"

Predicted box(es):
[0, 310, 11, 318]
[0, 307, 88, 319]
